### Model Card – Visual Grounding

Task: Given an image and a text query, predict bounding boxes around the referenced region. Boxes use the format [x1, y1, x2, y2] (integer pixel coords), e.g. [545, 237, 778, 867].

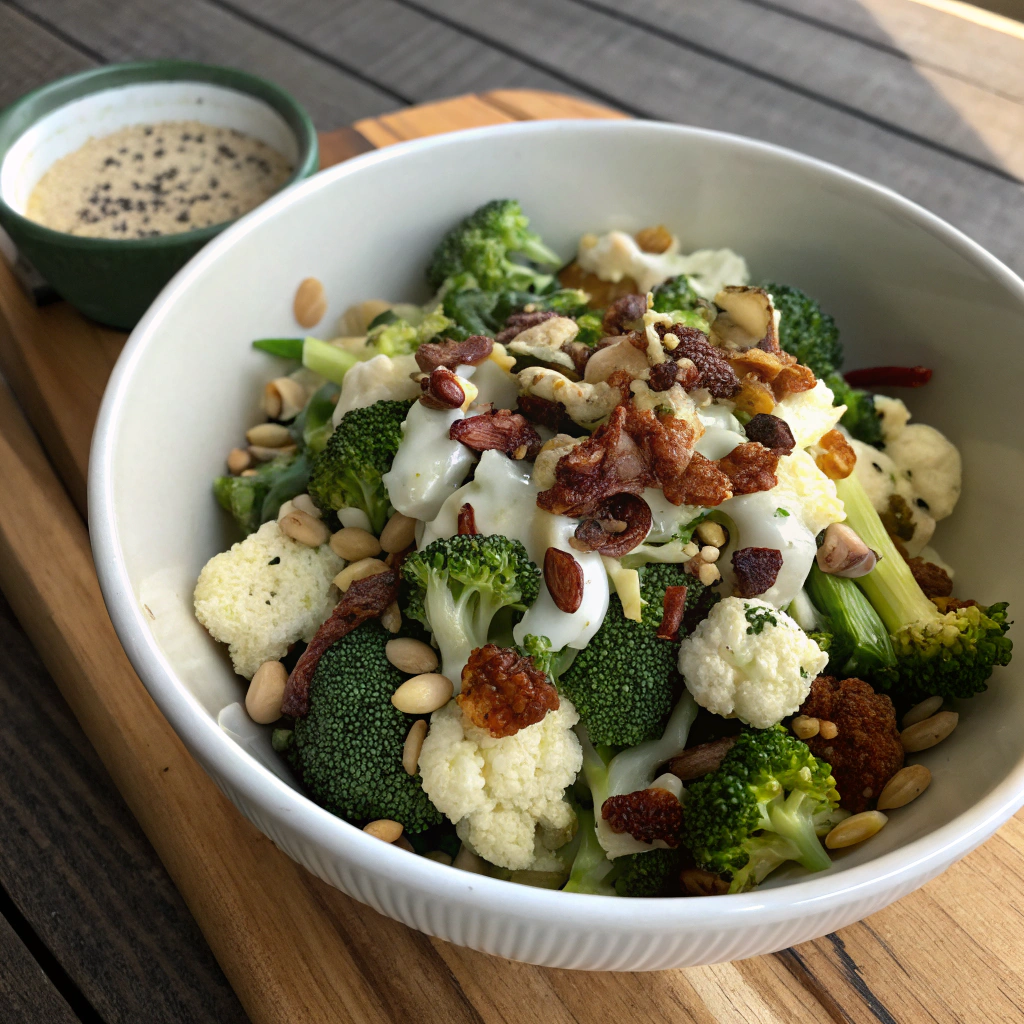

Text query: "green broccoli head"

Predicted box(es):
[573, 310, 605, 347]
[836, 473, 1013, 701]
[215, 451, 308, 536]
[825, 373, 884, 447]
[766, 282, 842, 380]
[426, 199, 560, 293]
[402, 534, 541, 683]
[612, 848, 683, 898]
[307, 399, 412, 534]
[651, 274, 700, 314]
[442, 287, 590, 339]
[683, 726, 839, 893]
[559, 563, 717, 747]
[369, 309, 453, 356]
[288, 620, 443, 832]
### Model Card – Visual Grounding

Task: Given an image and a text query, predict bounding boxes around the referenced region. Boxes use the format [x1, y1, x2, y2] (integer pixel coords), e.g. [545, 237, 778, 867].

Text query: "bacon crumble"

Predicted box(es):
[457, 502, 477, 535]
[907, 557, 953, 598]
[457, 644, 560, 738]
[731, 547, 784, 598]
[743, 413, 795, 455]
[717, 442, 779, 495]
[602, 293, 648, 336]
[602, 788, 682, 846]
[570, 493, 653, 557]
[657, 585, 688, 641]
[516, 394, 579, 435]
[661, 325, 740, 398]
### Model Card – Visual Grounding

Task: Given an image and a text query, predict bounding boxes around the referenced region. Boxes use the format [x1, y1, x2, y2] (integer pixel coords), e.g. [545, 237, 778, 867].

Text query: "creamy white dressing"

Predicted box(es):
[694, 404, 745, 460]
[332, 353, 420, 425]
[716, 490, 818, 608]
[420, 451, 609, 652]
[643, 488, 702, 543]
[382, 402, 476, 521]
[466, 358, 520, 411]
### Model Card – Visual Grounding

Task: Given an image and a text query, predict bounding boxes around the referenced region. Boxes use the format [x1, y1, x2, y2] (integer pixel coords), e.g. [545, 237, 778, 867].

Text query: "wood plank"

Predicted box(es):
[412, 0, 1024, 277]
[0, 912, 79, 1024]
[0, 4, 95, 109]
[572, 0, 1024, 178]
[770, 0, 1024, 100]
[482, 89, 628, 122]
[359, 92, 516, 140]
[0, 594, 249, 1024]
[11, 0, 400, 128]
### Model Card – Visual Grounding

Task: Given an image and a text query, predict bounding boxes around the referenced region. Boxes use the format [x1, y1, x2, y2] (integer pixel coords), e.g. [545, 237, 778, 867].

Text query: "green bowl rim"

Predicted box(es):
[0, 59, 319, 251]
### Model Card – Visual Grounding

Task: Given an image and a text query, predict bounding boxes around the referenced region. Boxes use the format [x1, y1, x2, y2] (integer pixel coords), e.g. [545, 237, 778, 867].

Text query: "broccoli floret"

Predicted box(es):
[559, 563, 715, 747]
[766, 282, 842, 380]
[613, 848, 683, 898]
[426, 199, 560, 294]
[563, 805, 616, 895]
[805, 563, 896, 678]
[213, 382, 340, 535]
[288, 620, 443, 832]
[836, 474, 1012, 700]
[307, 399, 412, 534]
[825, 373, 885, 448]
[402, 534, 541, 683]
[368, 309, 454, 356]
[518, 633, 578, 681]
[683, 726, 839, 893]
[573, 310, 605, 347]
[443, 287, 590, 339]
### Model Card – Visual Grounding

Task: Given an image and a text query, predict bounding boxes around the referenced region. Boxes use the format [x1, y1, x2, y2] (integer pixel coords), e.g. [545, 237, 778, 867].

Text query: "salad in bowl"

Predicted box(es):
[193, 199, 1012, 898]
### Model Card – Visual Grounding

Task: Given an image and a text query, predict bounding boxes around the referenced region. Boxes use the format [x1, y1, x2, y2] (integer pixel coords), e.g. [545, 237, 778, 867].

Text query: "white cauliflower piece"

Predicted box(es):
[194, 520, 343, 679]
[774, 379, 844, 449]
[873, 395, 911, 442]
[678, 597, 828, 729]
[518, 365, 620, 426]
[884, 422, 961, 521]
[629, 380, 703, 432]
[508, 316, 579, 371]
[418, 699, 582, 871]
[772, 449, 845, 535]
[849, 438, 935, 556]
[333, 352, 420, 424]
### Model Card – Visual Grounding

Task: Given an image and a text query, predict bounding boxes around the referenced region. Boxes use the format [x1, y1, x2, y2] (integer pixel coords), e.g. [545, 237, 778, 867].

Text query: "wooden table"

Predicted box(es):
[2, 2, 1024, 1022]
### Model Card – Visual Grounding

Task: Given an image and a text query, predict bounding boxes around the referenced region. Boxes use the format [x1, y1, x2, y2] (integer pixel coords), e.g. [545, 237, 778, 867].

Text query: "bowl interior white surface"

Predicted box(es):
[91, 120, 1024, 969]
[1, 81, 300, 213]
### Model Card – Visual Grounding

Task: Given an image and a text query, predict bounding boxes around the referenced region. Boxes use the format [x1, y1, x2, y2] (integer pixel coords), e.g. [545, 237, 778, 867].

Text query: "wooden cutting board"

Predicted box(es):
[0, 88, 1021, 1024]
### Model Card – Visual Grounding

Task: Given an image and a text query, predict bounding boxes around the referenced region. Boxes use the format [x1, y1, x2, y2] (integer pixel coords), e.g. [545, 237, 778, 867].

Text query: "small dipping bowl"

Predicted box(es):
[0, 61, 318, 329]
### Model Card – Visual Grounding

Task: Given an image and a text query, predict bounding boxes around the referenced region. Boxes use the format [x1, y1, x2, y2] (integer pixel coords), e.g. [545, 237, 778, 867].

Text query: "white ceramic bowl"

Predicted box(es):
[90, 120, 1024, 970]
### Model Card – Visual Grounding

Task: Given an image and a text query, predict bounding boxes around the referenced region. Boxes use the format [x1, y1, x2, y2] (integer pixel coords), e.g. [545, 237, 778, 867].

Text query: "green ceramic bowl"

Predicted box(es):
[0, 61, 318, 329]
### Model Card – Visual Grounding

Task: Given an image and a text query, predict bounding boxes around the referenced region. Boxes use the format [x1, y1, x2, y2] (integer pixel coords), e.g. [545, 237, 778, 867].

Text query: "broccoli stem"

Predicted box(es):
[562, 807, 616, 895]
[253, 337, 304, 359]
[765, 789, 833, 874]
[835, 475, 939, 633]
[805, 563, 896, 676]
[302, 337, 360, 384]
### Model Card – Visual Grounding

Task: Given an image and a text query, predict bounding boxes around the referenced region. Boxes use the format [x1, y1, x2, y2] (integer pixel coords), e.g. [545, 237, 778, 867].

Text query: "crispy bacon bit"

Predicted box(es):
[814, 429, 857, 480]
[681, 868, 730, 896]
[667, 451, 733, 507]
[543, 547, 585, 613]
[537, 405, 650, 517]
[449, 409, 542, 459]
[732, 374, 776, 417]
[657, 585, 688, 641]
[648, 359, 696, 392]
[419, 366, 464, 410]
[907, 557, 953, 598]
[728, 348, 783, 383]
[667, 736, 737, 781]
[415, 335, 493, 373]
[717, 442, 779, 495]
[772, 362, 817, 399]
[634, 225, 673, 254]
[561, 340, 592, 378]
[494, 309, 558, 345]
[516, 394, 578, 435]
[457, 644, 559, 738]
[622, 405, 698, 506]
[602, 789, 682, 846]
[743, 413, 795, 455]
[281, 570, 400, 717]
[602, 293, 648, 336]
[844, 365, 932, 389]
[457, 502, 477, 535]
[662, 325, 741, 398]
[570, 493, 653, 557]
[731, 547, 784, 598]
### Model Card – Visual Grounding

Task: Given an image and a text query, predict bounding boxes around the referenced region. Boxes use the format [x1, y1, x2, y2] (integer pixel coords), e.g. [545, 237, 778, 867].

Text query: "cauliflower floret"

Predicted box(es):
[418, 698, 582, 870]
[678, 597, 828, 729]
[774, 379, 844, 449]
[850, 439, 935, 556]
[773, 449, 845, 535]
[629, 379, 701, 427]
[873, 395, 911, 442]
[518, 365, 620, 427]
[508, 316, 579, 372]
[884, 422, 961, 520]
[194, 520, 343, 679]
[332, 353, 420, 425]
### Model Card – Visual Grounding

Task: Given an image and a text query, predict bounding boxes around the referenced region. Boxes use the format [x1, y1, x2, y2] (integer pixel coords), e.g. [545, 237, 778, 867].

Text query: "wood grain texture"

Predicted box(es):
[0, 912, 79, 1024]
[0, 594, 249, 1024]
[2, 83, 1024, 1024]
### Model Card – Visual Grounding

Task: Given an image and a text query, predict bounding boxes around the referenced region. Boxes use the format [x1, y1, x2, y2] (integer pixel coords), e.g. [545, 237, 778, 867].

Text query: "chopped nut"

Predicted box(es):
[791, 715, 820, 739]
[818, 720, 839, 740]
[695, 520, 727, 548]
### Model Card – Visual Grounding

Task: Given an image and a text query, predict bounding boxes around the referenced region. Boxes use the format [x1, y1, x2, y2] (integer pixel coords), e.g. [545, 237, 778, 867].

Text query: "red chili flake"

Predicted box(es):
[657, 585, 688, 641]
[843, 365, 932, 388]
[601, 788, 682, 846]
